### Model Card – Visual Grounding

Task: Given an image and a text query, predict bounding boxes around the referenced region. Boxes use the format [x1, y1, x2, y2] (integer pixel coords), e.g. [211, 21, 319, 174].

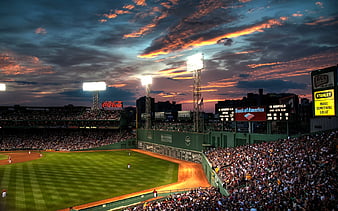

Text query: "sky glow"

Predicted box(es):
[0, 0, 337, 112]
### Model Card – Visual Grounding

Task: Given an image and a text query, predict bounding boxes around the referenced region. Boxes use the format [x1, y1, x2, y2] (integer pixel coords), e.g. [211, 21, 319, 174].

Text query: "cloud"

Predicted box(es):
[0, 52, 54, 76]
[217, 38, 233, 46]
[61, 87, 136, 106]
[139, 17, 285, 58]
[35, 27, 47, 34]
[239, 74, 250, 78]
[236, 79, 307, 93]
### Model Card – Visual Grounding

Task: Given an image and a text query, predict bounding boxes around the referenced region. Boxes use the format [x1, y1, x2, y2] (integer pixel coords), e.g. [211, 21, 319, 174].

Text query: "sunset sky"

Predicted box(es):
[0, 0, 337, 112]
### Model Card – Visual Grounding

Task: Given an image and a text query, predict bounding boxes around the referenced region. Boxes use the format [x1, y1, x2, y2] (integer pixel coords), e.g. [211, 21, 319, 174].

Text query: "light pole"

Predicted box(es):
[82, 82, 106, 110]
[141, 75, 152, 130]
[187, 53, 204, 132]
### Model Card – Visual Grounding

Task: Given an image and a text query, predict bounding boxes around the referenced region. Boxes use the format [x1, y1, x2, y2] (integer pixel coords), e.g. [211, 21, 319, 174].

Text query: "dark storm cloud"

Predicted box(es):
[243, 17, 338, 63]
[6, 81, 38, 85]
[236, 80, 307, 93]
[140, 0, 236, 57]
[239, 74, 250, 78]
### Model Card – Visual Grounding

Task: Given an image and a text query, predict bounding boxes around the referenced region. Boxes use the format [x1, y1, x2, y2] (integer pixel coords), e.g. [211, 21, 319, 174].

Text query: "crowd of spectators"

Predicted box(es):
[204, 130, 337, 210]
[0, 108, 121, 121]
[0, 129, 135, 151]
[0, 108, 122, 128]
[124, 187, 224, 211]
[125, 130, 337, 210]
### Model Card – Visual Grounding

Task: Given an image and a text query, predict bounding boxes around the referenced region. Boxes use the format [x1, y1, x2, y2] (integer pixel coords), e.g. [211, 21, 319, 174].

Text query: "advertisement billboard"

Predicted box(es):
[102, 101, 123, 109]
[235, 107, 266, 121]
[312, 71, 335, 90]
[314, 89, 335, 116]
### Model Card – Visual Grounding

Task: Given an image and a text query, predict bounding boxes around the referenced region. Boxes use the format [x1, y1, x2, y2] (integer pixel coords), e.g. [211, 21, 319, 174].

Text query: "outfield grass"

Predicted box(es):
[0, 150, 178, 211]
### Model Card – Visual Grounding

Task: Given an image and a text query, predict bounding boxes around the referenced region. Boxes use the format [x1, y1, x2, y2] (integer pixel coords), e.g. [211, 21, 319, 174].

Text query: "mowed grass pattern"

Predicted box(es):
[0, 150, 178, 211]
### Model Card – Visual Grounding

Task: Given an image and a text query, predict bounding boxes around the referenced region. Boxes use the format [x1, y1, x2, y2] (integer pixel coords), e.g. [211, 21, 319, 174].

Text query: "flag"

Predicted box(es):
[198, 98, 204, 105]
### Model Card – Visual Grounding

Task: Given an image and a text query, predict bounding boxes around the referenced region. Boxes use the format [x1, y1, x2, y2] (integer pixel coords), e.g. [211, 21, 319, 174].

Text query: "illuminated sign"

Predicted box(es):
[219, 107, 234, 121]
[267, 104, 289, 121]
[101, 101, 123, 109]
[312, 71, 334, 90]
[235, 107, 266, 121]
[314, 89, 335, 116]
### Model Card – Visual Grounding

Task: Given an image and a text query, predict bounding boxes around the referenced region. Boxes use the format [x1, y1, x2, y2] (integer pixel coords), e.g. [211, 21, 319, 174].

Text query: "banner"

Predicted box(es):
[312, 71, 335, 90]
[102, 101, 123, 109]
[235, 107, 266, 121]
[314, 89, 335, 116]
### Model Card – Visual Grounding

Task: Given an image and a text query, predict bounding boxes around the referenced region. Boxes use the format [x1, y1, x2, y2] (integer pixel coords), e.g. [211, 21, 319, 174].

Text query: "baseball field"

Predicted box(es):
[0, 150, 179, 211]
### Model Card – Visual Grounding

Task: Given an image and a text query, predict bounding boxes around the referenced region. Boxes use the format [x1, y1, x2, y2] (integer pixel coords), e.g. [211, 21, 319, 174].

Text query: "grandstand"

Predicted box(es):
[0, 105, 337, 211]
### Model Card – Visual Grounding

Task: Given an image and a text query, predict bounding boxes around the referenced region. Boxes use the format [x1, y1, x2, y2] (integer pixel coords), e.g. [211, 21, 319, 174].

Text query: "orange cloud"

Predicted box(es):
[248, 62, 281, 69]
[292, 13, 303, 17]
[172, 76, 193, 80]
[116, 10, 131, 15]
[124, 11, 168, 38]
[108, 84, 127, 88]
[161, 2, 172, 9]
[103, 13, 117, 19]
[35, 27, 47, 34]
[243, 50, 338, 81]
[178, 98, 221, 104]
[203, 81, 237, 89]
[200, 89, 218, 92]
[235, 50, 259, 54]
[0, 52, 54, 75]
[315, 1, 324, 8]
[157, 91, 184, 98]
[139, 17, 285, 58]
[133, 0, 147, 6]
[156, 65, 191, 78]
[305, 16, 335, 25]
[123, 4, 135, 10]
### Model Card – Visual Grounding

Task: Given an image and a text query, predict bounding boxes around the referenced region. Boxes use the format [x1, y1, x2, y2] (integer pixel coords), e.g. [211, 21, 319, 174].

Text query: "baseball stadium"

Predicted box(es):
[0, 66, 338, 211]
[0, 104, 337, 211]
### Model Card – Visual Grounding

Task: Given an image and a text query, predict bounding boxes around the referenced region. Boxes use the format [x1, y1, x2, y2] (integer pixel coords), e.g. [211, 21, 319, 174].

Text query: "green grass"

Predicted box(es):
[0, 154, 7, 160]
[0, 150, 178, 211]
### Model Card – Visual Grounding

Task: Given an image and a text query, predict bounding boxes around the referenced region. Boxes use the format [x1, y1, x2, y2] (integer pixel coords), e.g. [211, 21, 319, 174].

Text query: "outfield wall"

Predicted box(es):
[78, 139, 137, 151]
[137, 129, 288, 153]
[208, 131, 288, 148]
[137, 129, 208, 151]
[138, 141, 202, 163]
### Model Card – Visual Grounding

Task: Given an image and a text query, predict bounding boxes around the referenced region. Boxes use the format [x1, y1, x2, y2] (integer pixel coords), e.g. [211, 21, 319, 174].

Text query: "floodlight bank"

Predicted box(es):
[187, 53, 204, 72]
[141, 75, 153, 86]
[0, 83, 6, 91]
[83, 82, 106, 91]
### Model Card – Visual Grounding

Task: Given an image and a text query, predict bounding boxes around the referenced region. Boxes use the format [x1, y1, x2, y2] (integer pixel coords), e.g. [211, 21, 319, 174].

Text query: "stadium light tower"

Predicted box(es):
[141, 75, 152, 130]
[0, 83, 6, 91]
[82, 82, 106, 110]
[187, 53, 204, 132]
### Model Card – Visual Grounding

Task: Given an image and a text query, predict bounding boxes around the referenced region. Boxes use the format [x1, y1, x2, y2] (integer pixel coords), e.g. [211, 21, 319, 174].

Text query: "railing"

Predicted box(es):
[79, 187, 209, 211]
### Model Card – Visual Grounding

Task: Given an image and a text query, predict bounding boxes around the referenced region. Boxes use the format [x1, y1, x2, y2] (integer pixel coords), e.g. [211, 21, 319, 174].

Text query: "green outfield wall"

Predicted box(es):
[137, 129, 288, 154]
[200, 153, 229, 196]
[78, 139, 137, 151]
[137, 129, 208, 151]
[207, 131, 288, 148]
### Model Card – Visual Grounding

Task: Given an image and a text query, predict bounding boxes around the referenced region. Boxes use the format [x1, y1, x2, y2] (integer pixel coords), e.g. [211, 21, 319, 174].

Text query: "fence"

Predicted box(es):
[78, 188, 209, 211]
